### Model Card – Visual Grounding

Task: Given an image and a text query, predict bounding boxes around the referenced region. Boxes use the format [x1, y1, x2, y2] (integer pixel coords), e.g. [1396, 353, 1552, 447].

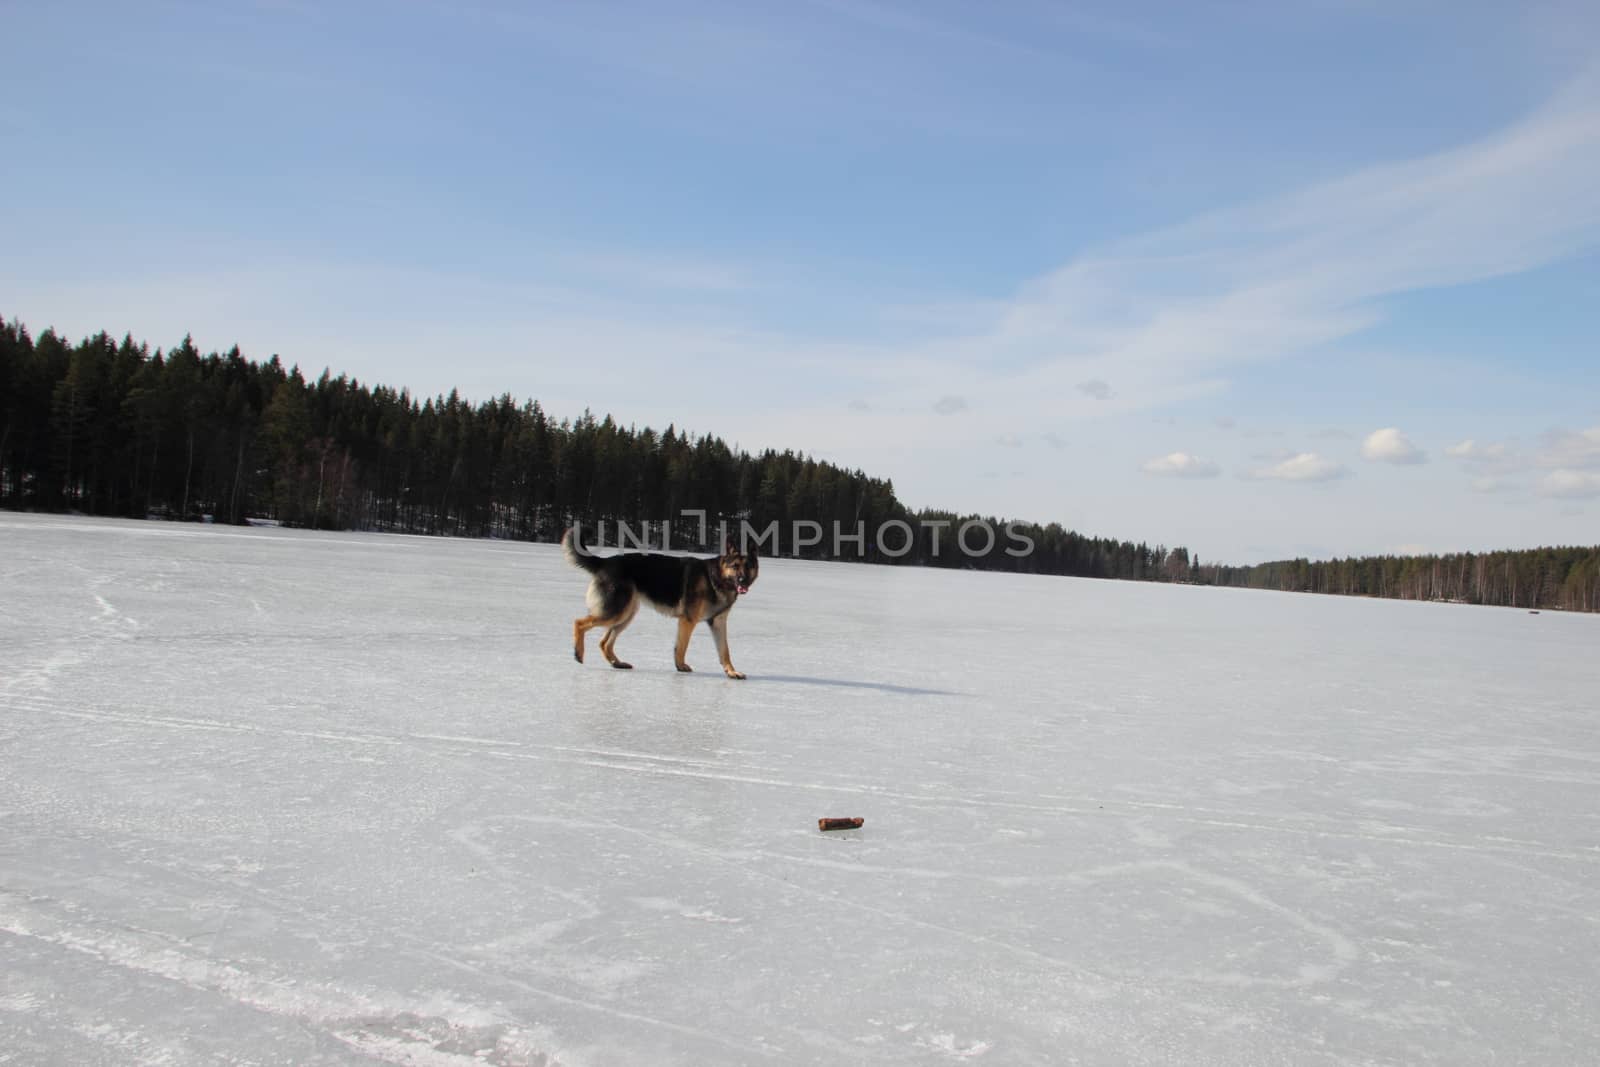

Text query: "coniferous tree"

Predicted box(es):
[3, 315, 1597, 611]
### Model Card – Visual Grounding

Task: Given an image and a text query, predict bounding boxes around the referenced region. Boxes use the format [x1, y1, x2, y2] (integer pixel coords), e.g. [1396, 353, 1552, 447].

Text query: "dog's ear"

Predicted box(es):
[724, 536, 738, 556]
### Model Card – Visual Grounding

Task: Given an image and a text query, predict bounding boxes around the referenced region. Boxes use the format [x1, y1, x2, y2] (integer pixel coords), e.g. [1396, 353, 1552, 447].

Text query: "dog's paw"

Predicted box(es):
[611, 660, 633, 670]
[676, 663, 693, 673]
[725, 670, 746, 680]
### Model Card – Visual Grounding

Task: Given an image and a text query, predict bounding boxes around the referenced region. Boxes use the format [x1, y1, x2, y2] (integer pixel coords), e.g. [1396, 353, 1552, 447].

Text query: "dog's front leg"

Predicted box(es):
[708, 614, 744, 679]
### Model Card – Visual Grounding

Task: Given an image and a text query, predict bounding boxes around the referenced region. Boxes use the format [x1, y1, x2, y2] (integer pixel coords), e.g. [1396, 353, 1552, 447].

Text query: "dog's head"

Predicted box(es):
[720, 537, 759, 596]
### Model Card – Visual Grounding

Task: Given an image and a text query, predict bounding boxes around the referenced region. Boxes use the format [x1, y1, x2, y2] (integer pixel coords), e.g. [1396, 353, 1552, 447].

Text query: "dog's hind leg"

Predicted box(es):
[573, 614, 598, 663]
[575, 580, 633, 667]
[598, 596, 640, 670]
[575, 611, 627, 665]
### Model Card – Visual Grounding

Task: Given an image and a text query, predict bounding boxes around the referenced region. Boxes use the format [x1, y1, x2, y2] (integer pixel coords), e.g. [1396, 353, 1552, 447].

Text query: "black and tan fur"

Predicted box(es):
[563, 529, 759, 679]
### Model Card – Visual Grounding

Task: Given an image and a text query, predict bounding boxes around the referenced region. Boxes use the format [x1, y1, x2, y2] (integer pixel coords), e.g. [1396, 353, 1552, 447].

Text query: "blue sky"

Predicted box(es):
[4, 0, 1598, 563]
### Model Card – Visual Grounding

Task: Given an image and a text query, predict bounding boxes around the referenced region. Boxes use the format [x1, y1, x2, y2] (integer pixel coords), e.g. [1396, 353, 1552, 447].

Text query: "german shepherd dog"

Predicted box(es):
[563, 528, 759, 679]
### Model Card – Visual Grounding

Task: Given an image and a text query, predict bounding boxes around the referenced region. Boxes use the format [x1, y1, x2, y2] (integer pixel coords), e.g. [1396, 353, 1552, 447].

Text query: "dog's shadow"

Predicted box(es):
[741, 673, 961, 697]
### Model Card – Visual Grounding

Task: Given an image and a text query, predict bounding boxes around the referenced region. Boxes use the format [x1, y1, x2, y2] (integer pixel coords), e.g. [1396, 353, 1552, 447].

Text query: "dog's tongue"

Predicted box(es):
[737, 584, 749, 595]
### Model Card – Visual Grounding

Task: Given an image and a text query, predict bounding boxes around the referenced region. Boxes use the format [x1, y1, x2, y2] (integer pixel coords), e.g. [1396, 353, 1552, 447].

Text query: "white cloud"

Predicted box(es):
[1439, 426, 1600, 499]
[932, 394, 968, 415]
[1077, 378, 1113, 400]
[1446, 439, 1510, 463]
[1249, 452, 1349, 482]
[1361, 427, 1427, 465]
[1538, 469, 1600, 498]
[1470, 475, 1510, 494]
[561, 249, 753, 293]
[1446, 438, 1526, 493]
[1141, 452, 1220, 478]
[1536, 426, 1600, 469]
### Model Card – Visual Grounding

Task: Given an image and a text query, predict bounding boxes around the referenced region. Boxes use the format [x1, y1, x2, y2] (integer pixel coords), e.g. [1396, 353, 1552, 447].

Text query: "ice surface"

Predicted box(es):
[2, 514, 1598, 1065]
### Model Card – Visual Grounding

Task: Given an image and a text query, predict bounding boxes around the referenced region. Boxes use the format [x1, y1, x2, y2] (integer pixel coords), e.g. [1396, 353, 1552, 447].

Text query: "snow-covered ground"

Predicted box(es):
[3, 514, 1598, 1066]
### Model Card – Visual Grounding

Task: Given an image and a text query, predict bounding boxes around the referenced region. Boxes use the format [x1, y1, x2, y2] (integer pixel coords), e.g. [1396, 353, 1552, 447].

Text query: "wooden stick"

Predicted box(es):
[818, 817, 864, 832]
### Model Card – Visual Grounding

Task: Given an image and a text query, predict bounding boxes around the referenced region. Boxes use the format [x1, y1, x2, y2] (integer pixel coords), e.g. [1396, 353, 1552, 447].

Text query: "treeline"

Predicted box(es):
[0, 317, 1197, 581]
[1206, 548, 1600, 613]
[4, 316, 1596, 611]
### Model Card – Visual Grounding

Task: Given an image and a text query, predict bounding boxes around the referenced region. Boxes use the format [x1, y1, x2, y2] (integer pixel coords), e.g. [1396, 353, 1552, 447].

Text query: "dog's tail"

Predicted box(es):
[562, 526, 604, 573]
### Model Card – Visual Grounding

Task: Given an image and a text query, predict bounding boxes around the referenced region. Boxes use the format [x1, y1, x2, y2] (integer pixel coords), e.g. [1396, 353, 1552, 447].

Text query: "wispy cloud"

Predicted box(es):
[1248, 453, 1349, 483]
[1536, 425, 1600, 469]
[803, 0, 1055, 64]
[561, 250, 754, 293]
[1141, 452, 1220, 478]
[1447, 439, 1511, 463]
[1036, 5, 1177, 51]
[932, 394, 968, 415]
[1077, 378, 1113, 400]
[850, 70, 1600, 443]
[1361, 427, 1427, 465]
[1538, 470, 1600, 498]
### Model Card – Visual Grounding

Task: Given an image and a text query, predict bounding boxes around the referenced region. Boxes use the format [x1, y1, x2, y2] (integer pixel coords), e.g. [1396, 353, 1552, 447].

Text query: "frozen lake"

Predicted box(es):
[2, 514, 1598, 1065]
